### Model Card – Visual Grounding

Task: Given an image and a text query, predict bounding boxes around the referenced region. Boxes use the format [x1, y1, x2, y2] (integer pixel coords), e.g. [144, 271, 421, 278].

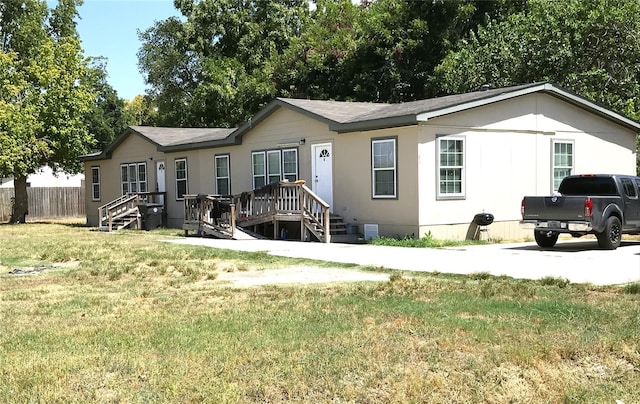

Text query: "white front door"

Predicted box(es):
[156, 161, 166, 205]
[312, 143, 333, 211]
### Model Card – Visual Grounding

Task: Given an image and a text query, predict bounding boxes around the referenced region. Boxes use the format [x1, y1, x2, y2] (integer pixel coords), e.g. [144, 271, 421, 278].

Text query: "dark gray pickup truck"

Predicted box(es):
[521, 174, 640, 249]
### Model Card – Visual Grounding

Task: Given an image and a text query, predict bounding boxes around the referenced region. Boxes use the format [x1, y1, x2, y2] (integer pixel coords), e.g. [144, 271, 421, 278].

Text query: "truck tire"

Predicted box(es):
[534, 230, 559, 248]
[596, 216, 622, 250]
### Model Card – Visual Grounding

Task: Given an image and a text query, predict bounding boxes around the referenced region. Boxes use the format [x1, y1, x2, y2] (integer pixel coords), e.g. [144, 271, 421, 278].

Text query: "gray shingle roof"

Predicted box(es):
[276, 82, 543, 126]
[81, 82, 640, 162]
[276, 98, 390, 123]
[129, 126, 235, 147]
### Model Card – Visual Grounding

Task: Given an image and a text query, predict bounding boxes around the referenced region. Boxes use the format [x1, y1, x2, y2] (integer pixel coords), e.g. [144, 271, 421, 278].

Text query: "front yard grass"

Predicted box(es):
[0, 222, 638, 402]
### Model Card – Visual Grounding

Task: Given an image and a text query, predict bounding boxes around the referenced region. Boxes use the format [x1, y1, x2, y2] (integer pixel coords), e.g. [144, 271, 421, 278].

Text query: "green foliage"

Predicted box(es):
[469, 271, 492, 281]
[139, 0, 309, 127]
[0, 0, 97, 221]
[137, 0, 525, 127]
[84, 58, 133, 151]
[434, 0, 640, 118]
[540, 276, 571, 288]
[368, 233, 486, 248]
[623, 282, 640, 295]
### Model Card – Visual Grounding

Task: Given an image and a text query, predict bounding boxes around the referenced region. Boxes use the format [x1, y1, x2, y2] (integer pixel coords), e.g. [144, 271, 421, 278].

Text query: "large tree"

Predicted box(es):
[85, 57, 132, 151]
[0, 0, 96, 223]
[138, 0, 309, 128]
[139, 0, 524, 126]
[433, 0, 640, 114]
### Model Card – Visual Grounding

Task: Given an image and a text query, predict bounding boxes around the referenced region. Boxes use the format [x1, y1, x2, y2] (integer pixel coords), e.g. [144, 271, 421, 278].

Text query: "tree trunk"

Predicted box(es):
[10, 175, 29, 224]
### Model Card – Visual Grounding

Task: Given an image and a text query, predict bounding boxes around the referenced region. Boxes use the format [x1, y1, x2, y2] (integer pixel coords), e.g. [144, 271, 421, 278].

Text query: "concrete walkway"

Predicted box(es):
[164, 237, 640, 286]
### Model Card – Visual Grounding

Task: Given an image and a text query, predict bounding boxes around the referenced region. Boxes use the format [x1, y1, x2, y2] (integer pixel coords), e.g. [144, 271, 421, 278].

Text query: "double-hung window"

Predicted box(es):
[252, 152, 266, 189]
[552, 140, 573, 192]
[282, 149, 298, 182]
[175, 158, 188, 200]
[120, 162, 147, 195]
[267, 150, 281, 184]
[214, 154, 231, 195]
[437, 136, 465, 198]
[252, 149, 298, 189]
[371, 138, 397, 198]
[91, 166, 100, 201]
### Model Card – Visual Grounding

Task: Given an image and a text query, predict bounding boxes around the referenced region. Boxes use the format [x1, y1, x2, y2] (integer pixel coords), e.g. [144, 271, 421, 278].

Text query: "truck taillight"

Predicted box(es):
[584, 198, 593, 217]
[521, 198, 525, 218]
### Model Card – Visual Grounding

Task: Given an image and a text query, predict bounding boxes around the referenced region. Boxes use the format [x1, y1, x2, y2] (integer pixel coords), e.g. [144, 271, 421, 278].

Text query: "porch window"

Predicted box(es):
[282, 149, 298, 182]
[267, 150, 281, 184]
[175, 158, 188, 200]
[252, 152, 266, 189]
[372, 138, 397, 198]
[437, 137, 465, 199]
[215, 154, 231, 195]
[552, 140, 573, 192]
[120, 162, 147, 195]
[91, 166, 100, 201]
[252, 149, 298, 189]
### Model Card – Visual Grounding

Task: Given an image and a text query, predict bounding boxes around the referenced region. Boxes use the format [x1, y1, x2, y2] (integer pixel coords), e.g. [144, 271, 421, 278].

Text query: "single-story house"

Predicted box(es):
[81, 82, 639, 240]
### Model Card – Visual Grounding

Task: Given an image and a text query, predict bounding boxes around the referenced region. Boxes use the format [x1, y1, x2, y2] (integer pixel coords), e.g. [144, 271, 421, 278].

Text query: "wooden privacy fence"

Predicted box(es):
[0, 187, 85, 221]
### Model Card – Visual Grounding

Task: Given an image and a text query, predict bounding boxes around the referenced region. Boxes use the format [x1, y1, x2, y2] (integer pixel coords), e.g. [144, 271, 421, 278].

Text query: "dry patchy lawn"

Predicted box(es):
[0, 222, 638, 402]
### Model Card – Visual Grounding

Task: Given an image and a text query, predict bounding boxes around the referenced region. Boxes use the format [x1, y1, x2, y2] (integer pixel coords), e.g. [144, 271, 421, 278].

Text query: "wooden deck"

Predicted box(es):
[183, 181, 334, 243]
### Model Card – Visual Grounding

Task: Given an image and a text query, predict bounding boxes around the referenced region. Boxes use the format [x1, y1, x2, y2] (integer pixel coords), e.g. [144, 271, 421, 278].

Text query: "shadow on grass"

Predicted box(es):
[0, 219, 89, 228]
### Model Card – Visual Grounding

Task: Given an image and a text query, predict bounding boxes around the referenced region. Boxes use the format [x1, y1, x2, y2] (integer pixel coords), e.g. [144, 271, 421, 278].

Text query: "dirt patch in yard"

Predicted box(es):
[216, 266, 389, 287]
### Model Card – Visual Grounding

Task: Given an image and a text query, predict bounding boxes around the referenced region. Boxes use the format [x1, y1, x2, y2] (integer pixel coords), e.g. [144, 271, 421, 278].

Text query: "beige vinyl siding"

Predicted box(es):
[84, 92, 637, 241]
[84, 134, 162, 226]
[334, 126, 419, 237]
[416, 92, 637, 240]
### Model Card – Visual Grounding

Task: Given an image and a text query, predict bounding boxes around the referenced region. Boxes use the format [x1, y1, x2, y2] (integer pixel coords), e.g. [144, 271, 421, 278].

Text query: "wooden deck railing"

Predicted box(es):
[181, 182, 331, 242]
[231, 181, 331, 242]
[299, 183, 331, 243]
[98, 192, 166, 231]
[183, 194, 236, 237]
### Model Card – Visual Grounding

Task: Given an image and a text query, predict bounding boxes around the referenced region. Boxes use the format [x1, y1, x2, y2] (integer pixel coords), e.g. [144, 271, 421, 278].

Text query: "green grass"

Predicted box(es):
[623, 282, 640, 295]
[0, 221, 638, 403]
[368, 233, 491, 248]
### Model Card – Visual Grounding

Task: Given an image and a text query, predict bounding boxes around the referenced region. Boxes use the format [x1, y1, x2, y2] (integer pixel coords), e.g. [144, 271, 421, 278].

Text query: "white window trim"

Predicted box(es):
[551, 139, 574, 193]
[214, 154, 231, 195]
[282, 149, 298, 182]
[91, 166, 100, 201]
[175, 158, 188, 200]
[252, 149, 298, 189]
[436, 136, 466, 200]
[371, 137, 397, 199]
[267, 150, 282, 185]
[120, 162, 147, 195]
[252, 151, 266, 189]
[137, 163, 147, 193]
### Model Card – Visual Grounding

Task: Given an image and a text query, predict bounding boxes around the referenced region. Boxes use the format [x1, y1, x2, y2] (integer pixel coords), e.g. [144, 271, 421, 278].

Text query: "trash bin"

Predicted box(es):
[139, 203, 163, 230]
[345, 223, 358, 235]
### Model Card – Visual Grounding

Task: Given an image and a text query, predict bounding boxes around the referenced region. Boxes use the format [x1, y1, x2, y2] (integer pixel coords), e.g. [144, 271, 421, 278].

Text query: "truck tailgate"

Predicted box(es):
[522, 196, 587, 221]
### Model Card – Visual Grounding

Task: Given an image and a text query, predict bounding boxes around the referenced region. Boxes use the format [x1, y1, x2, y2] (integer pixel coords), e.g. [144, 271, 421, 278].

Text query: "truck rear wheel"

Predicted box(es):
[534, 230, 558, 248]
[596, 216, 621, 250]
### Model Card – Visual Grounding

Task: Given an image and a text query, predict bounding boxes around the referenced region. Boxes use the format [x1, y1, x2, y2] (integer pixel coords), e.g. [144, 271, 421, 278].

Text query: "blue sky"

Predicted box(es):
[73, 0, 181, 100]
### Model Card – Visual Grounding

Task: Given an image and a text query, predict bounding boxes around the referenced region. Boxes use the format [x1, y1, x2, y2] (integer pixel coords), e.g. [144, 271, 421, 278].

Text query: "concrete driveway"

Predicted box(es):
[165, 237, 640, 286]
